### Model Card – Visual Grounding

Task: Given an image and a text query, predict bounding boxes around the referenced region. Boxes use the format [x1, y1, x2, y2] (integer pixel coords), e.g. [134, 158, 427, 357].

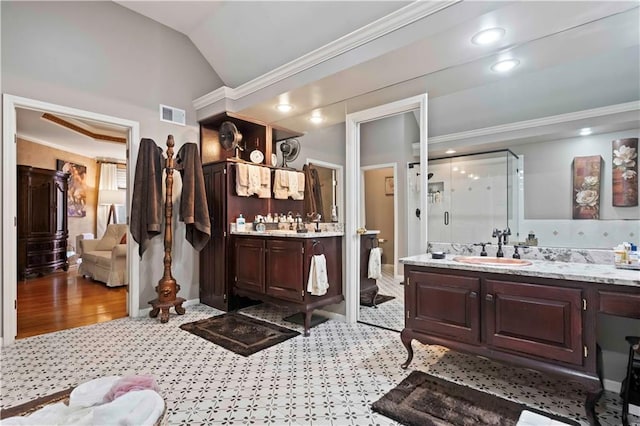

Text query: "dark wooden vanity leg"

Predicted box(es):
[400, 329, 414, 369]
[585, 345, 604, 426]
[303, 311, 313, 337]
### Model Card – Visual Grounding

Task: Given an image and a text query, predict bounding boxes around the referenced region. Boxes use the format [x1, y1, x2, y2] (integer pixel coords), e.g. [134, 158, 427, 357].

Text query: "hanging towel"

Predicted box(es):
[287, 170, 299, 198]
[176, 143, 211, 251]
[258, 166, 271, 198]
[130, 138, 163, 257]
[368, 247, 382, 280]
[236, 163, 249, 196]
[290, 172, 305, 200]
[273, 169, 289, 199]
[247, 164, 262, 196]
[307, 254, 329, 296]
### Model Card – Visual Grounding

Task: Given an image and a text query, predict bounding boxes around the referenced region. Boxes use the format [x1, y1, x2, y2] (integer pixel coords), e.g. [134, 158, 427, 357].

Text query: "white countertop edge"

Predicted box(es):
[231, 230, 344, 238]
[400, 254, 640, 287]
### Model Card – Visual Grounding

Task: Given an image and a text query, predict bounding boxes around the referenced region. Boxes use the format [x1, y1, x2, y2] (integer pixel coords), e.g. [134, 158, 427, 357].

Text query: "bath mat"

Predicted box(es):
[372, 370, 580, 426]
[360, 293, 395, 307]
[180, 312, 299, 357]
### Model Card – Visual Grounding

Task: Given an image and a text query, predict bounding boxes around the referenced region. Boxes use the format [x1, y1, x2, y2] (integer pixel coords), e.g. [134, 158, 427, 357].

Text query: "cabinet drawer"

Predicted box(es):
[485, 279, 583, 365]
[407, 271, 481, 345]
[599, 291, 640, 319]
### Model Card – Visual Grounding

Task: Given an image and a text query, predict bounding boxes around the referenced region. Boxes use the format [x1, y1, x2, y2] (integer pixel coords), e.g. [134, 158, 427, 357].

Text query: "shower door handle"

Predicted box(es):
[415, 208, 421, 219]
[444, 211, 449, 225]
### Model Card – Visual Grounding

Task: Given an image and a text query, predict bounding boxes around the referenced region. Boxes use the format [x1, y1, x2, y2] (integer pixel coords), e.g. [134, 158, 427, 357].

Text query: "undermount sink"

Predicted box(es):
[453, 256, 532, 266]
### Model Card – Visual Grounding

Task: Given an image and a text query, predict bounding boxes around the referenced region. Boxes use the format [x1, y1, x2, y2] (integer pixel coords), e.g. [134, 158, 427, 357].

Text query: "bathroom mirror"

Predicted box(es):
[303, 160, 342, 224]
[267, 6, 638, 250]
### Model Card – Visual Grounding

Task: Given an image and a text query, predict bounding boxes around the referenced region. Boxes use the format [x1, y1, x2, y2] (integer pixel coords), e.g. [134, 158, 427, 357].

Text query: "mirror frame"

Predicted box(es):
[345, 94, 428, 324]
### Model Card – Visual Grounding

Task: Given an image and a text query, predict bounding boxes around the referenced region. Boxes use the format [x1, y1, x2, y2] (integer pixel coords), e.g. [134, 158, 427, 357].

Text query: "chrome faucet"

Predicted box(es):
[492, 228, 511, 258]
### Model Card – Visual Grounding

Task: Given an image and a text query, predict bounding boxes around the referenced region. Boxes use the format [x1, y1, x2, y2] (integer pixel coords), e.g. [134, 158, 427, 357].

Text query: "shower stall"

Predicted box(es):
[424, 149, 520, 245]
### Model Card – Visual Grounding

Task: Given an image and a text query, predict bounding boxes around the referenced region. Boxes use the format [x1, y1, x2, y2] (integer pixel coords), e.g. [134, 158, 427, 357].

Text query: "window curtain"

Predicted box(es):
[97, 163, 119, 238]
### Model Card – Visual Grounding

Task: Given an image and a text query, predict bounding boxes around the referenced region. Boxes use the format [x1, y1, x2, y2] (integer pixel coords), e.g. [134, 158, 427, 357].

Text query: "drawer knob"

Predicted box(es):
[485, 294, 494, 302]
[469, 291, 477, 298]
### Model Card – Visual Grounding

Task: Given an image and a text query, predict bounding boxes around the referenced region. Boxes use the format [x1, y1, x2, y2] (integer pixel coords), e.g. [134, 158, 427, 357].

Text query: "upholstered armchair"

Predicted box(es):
[78, 224, 128, 287]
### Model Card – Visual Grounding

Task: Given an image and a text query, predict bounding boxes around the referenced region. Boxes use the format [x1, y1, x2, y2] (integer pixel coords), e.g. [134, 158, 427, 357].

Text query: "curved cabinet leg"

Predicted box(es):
[160, 308, 170, 323]
[585, 389, 602, 426]
[303, 311, 313, 337]
[149, 307, 160, 318]
[175, 303, 186, 315]
[400, 329, 414, 369]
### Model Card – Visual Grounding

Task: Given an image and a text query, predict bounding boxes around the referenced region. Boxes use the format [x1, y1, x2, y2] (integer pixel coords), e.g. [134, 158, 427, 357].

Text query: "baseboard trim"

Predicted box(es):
[603, 379, 639, 416]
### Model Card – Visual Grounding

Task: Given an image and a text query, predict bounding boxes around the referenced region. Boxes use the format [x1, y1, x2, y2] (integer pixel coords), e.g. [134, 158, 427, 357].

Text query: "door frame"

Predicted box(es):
[360, 162, 399, 280]
[2, 94, 140, 346]
[345, 94, 428, 324]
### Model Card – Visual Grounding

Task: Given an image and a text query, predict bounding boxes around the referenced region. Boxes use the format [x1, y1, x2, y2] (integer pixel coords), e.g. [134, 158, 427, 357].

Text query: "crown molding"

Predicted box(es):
[428, 101, 640, 145]
[193, 86, 234, 110]
[193, 0, 459, 112]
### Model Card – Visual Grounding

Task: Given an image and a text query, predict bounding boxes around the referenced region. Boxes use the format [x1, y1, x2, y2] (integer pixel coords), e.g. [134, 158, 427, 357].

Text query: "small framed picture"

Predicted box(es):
[385, 176, 394, 196]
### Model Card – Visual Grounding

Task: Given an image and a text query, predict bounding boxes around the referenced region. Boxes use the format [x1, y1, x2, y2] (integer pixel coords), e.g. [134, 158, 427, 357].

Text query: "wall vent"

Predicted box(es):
[159, 104, 185, 126]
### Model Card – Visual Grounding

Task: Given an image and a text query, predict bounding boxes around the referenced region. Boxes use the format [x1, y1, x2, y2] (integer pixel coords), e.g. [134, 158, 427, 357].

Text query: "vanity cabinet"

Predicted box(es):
[484, 279, 583, 365]
[406, 271, 480, 345]
[232, 235, 343, 335]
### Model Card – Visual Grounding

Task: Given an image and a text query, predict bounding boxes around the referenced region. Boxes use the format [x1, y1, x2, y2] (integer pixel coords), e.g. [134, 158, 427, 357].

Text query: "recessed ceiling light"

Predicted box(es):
[468, 173, 474, 178]
[473, 176, 480, 180]
[445, 149, 456, 154]
[580, 128, 593, 136]
[460, 170, 466, 174]
[452, 166, 459, 171]
[491, 59, 520, 73]
[309, 115, 323, 124]
[471, 27, 505, 45]
[276, 103, 293, 112]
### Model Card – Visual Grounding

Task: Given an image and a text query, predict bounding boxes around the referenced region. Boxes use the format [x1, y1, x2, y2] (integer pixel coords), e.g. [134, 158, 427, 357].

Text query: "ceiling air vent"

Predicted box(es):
[159, 104, 185, 126]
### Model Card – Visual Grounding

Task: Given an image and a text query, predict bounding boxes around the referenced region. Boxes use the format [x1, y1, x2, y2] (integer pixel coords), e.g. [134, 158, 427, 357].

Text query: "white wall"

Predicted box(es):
[360, 111, 419, 272]
[516, 129, 639, 248]
[282, 122, 346, 170]
[1, 1, 224, 331]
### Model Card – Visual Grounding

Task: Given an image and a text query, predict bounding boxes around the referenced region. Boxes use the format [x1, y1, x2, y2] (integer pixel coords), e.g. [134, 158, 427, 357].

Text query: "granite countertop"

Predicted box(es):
[231, 229, 344, 238]
[361, 230, 380, 235]
[400, 253, 640, 287]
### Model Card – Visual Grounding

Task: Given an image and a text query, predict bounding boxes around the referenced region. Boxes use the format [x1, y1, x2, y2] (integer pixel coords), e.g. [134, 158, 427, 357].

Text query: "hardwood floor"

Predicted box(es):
[17, 268, 127, 339]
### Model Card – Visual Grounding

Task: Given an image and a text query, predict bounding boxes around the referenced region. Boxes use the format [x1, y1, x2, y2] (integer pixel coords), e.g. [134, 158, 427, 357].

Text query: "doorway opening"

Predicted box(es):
[3, 94, 140, 346]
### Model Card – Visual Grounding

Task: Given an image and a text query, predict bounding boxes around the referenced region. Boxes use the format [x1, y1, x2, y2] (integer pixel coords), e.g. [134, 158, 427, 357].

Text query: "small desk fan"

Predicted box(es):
[280, 138, 300, 167]
[219, 121, 244, 159]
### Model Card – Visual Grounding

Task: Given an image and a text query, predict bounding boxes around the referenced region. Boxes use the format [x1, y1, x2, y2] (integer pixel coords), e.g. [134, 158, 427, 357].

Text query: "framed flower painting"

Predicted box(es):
[612, 138, 638, 207]
[572, 155, 602, 219]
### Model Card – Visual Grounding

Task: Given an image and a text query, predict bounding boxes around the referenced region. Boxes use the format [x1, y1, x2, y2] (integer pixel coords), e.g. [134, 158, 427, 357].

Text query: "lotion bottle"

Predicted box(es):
[236, 214, 246, 231]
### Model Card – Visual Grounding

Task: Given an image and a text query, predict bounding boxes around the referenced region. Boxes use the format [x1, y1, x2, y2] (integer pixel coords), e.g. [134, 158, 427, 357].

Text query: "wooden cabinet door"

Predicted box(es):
[406, 270, 480, 345]
[484, 279, 583, 365]
[266, 239, 304, 302]
[234, 237, 265, 293]
[200, 164, 228, 310]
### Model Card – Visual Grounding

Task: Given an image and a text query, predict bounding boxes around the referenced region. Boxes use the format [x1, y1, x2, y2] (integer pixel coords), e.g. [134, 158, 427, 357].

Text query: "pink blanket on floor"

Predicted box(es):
[103, 375, 161, 403]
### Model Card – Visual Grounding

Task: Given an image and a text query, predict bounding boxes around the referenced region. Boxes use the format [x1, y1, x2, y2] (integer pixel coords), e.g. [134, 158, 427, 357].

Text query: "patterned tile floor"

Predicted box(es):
[1, 303, 635, 425]
[359, 264, 404, 331]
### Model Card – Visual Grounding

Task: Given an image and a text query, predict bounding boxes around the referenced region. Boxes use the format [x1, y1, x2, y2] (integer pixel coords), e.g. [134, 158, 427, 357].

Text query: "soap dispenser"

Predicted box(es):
[236, 214, 246, 231]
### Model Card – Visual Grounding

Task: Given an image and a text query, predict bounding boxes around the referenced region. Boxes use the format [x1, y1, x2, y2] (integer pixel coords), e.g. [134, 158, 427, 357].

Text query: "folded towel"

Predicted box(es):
[273, 169, 288, 199]
[247, 164, 262, 196]
[307, 254, 329, 296]
[236, 163, 249, 196]
[258, 166, 271, 198]
[368, 247, 382, 280]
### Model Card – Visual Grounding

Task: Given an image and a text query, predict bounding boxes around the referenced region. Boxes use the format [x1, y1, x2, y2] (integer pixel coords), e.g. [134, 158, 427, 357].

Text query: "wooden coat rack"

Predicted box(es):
[149, 135, 186, 323]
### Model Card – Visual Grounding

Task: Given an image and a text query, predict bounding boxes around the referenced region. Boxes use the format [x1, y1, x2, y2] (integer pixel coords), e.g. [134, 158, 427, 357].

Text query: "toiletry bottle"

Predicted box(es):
[236, 214, 246, 231]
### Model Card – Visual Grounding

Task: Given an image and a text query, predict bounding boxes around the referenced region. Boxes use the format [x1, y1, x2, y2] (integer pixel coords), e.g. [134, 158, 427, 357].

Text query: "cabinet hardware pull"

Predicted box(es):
[406, 277, 410, 286]
[584, 345, 588, 358]
[485, 294, 494, 302]
[582, 298, 587, 311]
[444, 211, 449, 225]
[470, 291, 477, 298]
[406, 310, 410, 319]
[301, 290, 305, 298]
[223, 294, 227, 301]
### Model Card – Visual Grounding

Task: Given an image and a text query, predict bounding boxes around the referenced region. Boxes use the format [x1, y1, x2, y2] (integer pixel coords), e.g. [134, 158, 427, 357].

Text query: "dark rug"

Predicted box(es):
[372, 371, 580, 426]
[283, 312, 328, 328]
[360, 293, 395, 307]
[180, 312, 300, 357]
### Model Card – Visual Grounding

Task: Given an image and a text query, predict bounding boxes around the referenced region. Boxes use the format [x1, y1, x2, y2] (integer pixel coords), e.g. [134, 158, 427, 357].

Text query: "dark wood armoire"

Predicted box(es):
[17, 165, 69, 279]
